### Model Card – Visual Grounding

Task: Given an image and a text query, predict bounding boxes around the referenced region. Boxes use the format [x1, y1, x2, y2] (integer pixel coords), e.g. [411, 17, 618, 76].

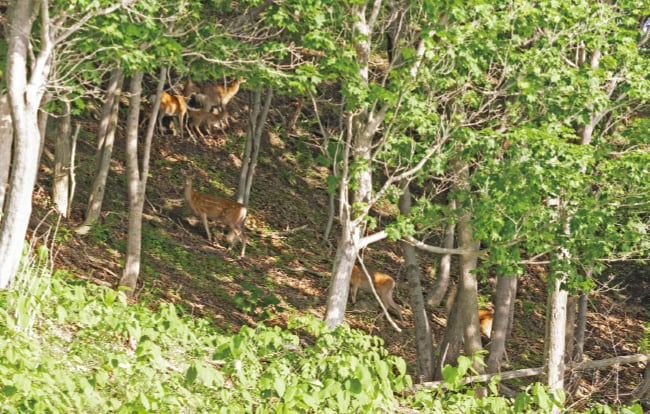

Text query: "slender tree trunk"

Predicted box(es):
[52, 101, 72, 217]
[565, 295, 578, 363]
[118, 68, 160, 296]
[573, 290, 588, 362]
[399, 182, 434, 381]
[76, 68, 124, 234]
[544, 273, 569, 409]
[0, 94, 12, 210]
[0, 0, 52, 288]
[486, 274, 517, 373]
[427, 200, 456, 307]
[237, 88, 273, 207]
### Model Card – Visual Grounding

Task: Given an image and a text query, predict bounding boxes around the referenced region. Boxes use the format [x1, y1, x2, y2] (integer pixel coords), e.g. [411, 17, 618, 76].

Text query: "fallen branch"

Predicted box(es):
[409, 353, 650, 392]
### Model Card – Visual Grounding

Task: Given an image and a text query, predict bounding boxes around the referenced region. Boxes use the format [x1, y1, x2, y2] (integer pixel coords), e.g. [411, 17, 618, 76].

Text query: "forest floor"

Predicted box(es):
[30, 90, 649, 410]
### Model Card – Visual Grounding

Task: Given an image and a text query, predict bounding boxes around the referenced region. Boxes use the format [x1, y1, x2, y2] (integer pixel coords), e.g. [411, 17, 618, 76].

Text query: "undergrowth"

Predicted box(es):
[0, 244, 643, 413]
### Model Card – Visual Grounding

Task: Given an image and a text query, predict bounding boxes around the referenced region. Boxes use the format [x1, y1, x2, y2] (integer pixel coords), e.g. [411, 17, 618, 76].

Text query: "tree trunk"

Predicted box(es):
[237, 88, 273, 207]
[0, 0, 52, 288]
[324, 1, 380, 329]
[486, 274, 517, 374]
[0, 94, 12, 210]
[565, 295, 578, 363]
[435, 159, 482, 377]
[76, 68, 124, 234]
[573, 290, 588, 362]
[399, 182, 434, 381]
[544, 274, 569, 413]
[52, 101, 72, 217]
[427, 200, 456, 308]
[118, 68, 159, 296]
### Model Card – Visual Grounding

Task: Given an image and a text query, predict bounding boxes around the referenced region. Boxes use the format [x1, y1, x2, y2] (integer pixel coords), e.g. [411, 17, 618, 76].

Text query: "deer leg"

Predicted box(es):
[201, 213, 212, 243]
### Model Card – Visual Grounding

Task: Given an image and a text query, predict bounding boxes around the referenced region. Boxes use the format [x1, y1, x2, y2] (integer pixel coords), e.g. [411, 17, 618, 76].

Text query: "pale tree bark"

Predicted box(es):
[399, 182, 434, 381]
[544, 273, 569, 410]
[324, 0, 441, 328]
[0, 0, 53, 288]
[324, 0, 382, 329]
[118, 69, 161, 296]
[237, 88, 273, 207]
[486, 273, 517, 374]
[544, 211, 571, 412]
[52, 101, 72, 217]
[427, 201, 456, 308]
[76, 68, 124, 234]
[0, 0, 137, 288]
[0, 94, 12, 210]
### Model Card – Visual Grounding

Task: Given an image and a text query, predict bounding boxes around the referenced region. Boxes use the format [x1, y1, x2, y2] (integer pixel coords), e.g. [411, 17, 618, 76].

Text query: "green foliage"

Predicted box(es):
[233, 282, 283, 319]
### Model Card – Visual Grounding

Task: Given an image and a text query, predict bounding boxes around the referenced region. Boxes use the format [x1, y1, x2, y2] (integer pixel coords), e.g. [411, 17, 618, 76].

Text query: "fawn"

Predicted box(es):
[183, 78, 246, 112]
[158, 92, 188, 138]
[187, 108, 229, 138]
[350, 264, 403, 321]
[183, 172, 248, 257]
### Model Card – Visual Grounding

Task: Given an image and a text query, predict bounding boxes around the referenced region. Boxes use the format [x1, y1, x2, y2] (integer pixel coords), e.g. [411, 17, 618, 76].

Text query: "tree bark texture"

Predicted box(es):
[435, 159, 483, 377]
[486, 274, 517, 374]
[76, 68, 124, 234]
[52, 101, 72, 217]
[427, 200, 456, 308]
[119, 68, 158, 296]
[0, 94, 12, 211]
[399, 182, 434, 381]
[237, 88, 273, 207]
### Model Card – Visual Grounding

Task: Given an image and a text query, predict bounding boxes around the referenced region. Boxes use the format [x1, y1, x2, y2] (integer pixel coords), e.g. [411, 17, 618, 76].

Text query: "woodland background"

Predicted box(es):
[0, 0, 649, 412]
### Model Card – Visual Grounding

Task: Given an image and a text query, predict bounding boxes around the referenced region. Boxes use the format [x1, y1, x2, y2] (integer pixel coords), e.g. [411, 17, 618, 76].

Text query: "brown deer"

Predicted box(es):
[158, 92, 188, 138]
[350, 264, 403, 321]
[187, 108, 229, 138]
[183, 78, 246, 112]
[478, 309, 494, 339]
[183, 172, 248, 257]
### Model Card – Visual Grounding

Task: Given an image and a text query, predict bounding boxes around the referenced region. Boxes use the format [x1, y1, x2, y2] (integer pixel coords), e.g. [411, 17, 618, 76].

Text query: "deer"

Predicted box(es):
[183, 78, 246, 112]
[183, 172, 248, 257]
[158, 92, 188, 138]
[187, 108, 230, 139]
[478, 309, 494, 339]
[350, 264, 403, 321]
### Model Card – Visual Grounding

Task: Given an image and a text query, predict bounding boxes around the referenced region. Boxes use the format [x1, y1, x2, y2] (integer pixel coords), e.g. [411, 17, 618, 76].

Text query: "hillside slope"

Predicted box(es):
[31, 92, 649, 409]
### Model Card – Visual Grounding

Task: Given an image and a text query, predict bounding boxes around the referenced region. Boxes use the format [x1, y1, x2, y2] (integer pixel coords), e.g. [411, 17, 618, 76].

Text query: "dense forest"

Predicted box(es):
[1, 0, 649, 412]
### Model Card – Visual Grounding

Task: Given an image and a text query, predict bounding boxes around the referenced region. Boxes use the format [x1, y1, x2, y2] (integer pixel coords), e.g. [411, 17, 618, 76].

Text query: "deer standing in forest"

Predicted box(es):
[187, 108, 230, 139]
[183, 172, 248, 257]
[158, 92, 188, 138]
[183, 78, 246, 112]
[350, 264, 403, 321]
